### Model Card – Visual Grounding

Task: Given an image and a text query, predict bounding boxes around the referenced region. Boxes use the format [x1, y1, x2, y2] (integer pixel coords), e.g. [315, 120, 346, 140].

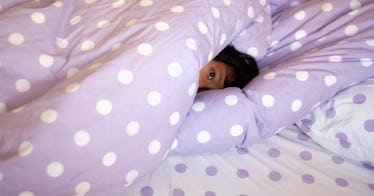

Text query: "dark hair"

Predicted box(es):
[213, 45, 258, 88]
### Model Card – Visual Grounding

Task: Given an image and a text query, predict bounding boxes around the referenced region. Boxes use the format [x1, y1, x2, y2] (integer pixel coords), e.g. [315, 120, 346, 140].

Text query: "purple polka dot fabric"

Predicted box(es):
[0, 0, 373, 195]
[171, 0, 374, 155]
[0, 0, 271, 195]
[297, 78, 374, 163]
[124, 126, 374, 195]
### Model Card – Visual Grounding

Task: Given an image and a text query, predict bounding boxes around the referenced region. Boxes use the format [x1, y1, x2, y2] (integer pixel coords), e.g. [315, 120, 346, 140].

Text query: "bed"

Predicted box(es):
[0, 0, 373, 195]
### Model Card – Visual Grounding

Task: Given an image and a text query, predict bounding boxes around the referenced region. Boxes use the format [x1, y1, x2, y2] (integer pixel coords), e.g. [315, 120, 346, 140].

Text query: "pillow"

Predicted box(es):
[297, 78, 374, 163]
[170, 88, 261, 155]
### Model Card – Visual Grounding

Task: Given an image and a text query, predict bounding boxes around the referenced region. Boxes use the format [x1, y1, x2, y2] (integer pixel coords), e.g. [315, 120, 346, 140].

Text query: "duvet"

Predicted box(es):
[0, 0, 373, 195]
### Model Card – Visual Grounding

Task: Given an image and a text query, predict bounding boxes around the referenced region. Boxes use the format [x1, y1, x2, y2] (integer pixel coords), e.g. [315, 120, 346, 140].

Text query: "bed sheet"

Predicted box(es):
[124, 125, 374, 196]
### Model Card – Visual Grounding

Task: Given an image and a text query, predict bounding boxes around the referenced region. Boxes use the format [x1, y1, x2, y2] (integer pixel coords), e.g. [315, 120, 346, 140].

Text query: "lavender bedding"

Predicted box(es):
[0, 0, 373, 196]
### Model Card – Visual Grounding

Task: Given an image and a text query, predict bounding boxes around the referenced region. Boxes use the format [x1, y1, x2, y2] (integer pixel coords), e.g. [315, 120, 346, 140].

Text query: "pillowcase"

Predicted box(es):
[297, 78, 374, 163]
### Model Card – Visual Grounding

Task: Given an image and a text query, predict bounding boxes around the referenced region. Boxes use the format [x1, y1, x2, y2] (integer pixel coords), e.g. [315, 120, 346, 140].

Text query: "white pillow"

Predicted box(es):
[297, 78, 374, 163]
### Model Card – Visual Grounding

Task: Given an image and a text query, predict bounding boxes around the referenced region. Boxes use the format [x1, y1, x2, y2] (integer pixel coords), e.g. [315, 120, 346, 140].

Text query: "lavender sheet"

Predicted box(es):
[0, 0, 268, 195]
[171, 0, 374, 155]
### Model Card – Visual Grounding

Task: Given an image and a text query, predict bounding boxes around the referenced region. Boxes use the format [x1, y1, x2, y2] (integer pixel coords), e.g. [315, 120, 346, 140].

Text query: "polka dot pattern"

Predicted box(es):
[1, 0, 374, 195]
[127, 123, 374, 194]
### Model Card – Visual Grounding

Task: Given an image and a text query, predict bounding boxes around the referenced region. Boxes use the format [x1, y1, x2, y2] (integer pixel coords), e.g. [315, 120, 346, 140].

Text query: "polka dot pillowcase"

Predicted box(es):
[298, 78, 374, 163]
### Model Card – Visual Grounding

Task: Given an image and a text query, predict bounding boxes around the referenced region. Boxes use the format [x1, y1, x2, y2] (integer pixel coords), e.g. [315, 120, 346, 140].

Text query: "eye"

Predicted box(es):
[208, 69, 215, 80]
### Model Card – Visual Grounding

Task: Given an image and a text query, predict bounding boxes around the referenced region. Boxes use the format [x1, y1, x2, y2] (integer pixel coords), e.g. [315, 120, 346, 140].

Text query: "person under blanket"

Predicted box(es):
[198, 45, 258, 91]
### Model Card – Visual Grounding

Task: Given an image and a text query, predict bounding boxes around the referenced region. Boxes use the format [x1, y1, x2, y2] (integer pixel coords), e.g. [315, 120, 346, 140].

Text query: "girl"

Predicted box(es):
[198, 45, 259, 91]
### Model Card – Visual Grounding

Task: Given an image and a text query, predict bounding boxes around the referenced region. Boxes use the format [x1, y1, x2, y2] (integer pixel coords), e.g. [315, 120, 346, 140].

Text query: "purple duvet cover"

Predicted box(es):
[0, 0, 373, 195]
[0, 0, 269, 195]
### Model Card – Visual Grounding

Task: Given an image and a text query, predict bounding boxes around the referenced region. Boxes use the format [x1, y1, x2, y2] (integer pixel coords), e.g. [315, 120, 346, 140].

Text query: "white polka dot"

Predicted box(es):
[192, 101, 205, 112]
[97, 20, 111, 28]
[296, 71, 309, 81]
[169, 112, 180, 126]
[259, 0, 267, 6]
[155, 21, 169, 31]
[219, 34, 227, 46]
[262, 94, 274, 107]
[366, 40, 374, 46]
[247, 47, 259, 57]
[361, 58, 373, 67]
[324, 75, 337, 86]
[170, 139, 178, 150]
[148, 140, 161, 154]
[263, 72, 276, 80]
[56, 37, 68, 49]
[125, 18, 138, 27]
[125, 169, 139, 186]
[112, 0, 125, 8]
[81, 40, 95, 51]
[70, 16, 82, 25]
[75, 181, 91, 195]
[198, 21, 208, 34]
[225, 95, 238, 106]
[291, 99, 303, 112]
[15, 79, 31, 92]
[147, 91, 162, 106]
[294, 10, 305, 20]
[112, 42, 122, 51]
[211, 7, 220, 19]
[348, 9, 358, 16]
[65, 83, 80, 93]
[18, 191, 35, 196]
[137, 43, 153, 56]
[140, 0, 153, 6]
[46, 162, 64, 178]
[52, 1, 62, 7]
[96, 99, 113, 115]
[291, 41, 302, 51]
[329, 55, 342, 62]
[255, 15, 264, 23]
[8, 33, 24, 45]
[247, 6, 255, 18]
[41, 109, 58, 123]
[189, 83, 197, 96]
[295, 30, 307, 40]
[18, 141, 33, 156]
[67, 68, 79, 78]
[117, 70, 134, 84]
[12, 106, 24, 113]
[345, 25, 358, 36]
[0, 102, 7, 114]
[230, 124, 244, 136]
[31, 12, 45, 24]
[223, 0, 232, 5]
[74, 130, 90, 146]
[126, 121, 140, 136]
[168, 62, 183, 77]
[170, 5, 184, 13]
[39, 54, 54, 68]
[270, 40, 279, 47]
[186, 38, 197, 51]
[88, 62, 102, 70]
[350, 0, 361, 10]
[197, 131, 211, 143]
[321, 3, 333, 12]
[102, 152, 117, 166]
[85, 0, 96, 4]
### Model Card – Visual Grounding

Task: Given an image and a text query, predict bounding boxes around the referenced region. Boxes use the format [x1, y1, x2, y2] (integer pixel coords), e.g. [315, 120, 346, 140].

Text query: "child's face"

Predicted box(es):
[198, 60, 234, 91]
